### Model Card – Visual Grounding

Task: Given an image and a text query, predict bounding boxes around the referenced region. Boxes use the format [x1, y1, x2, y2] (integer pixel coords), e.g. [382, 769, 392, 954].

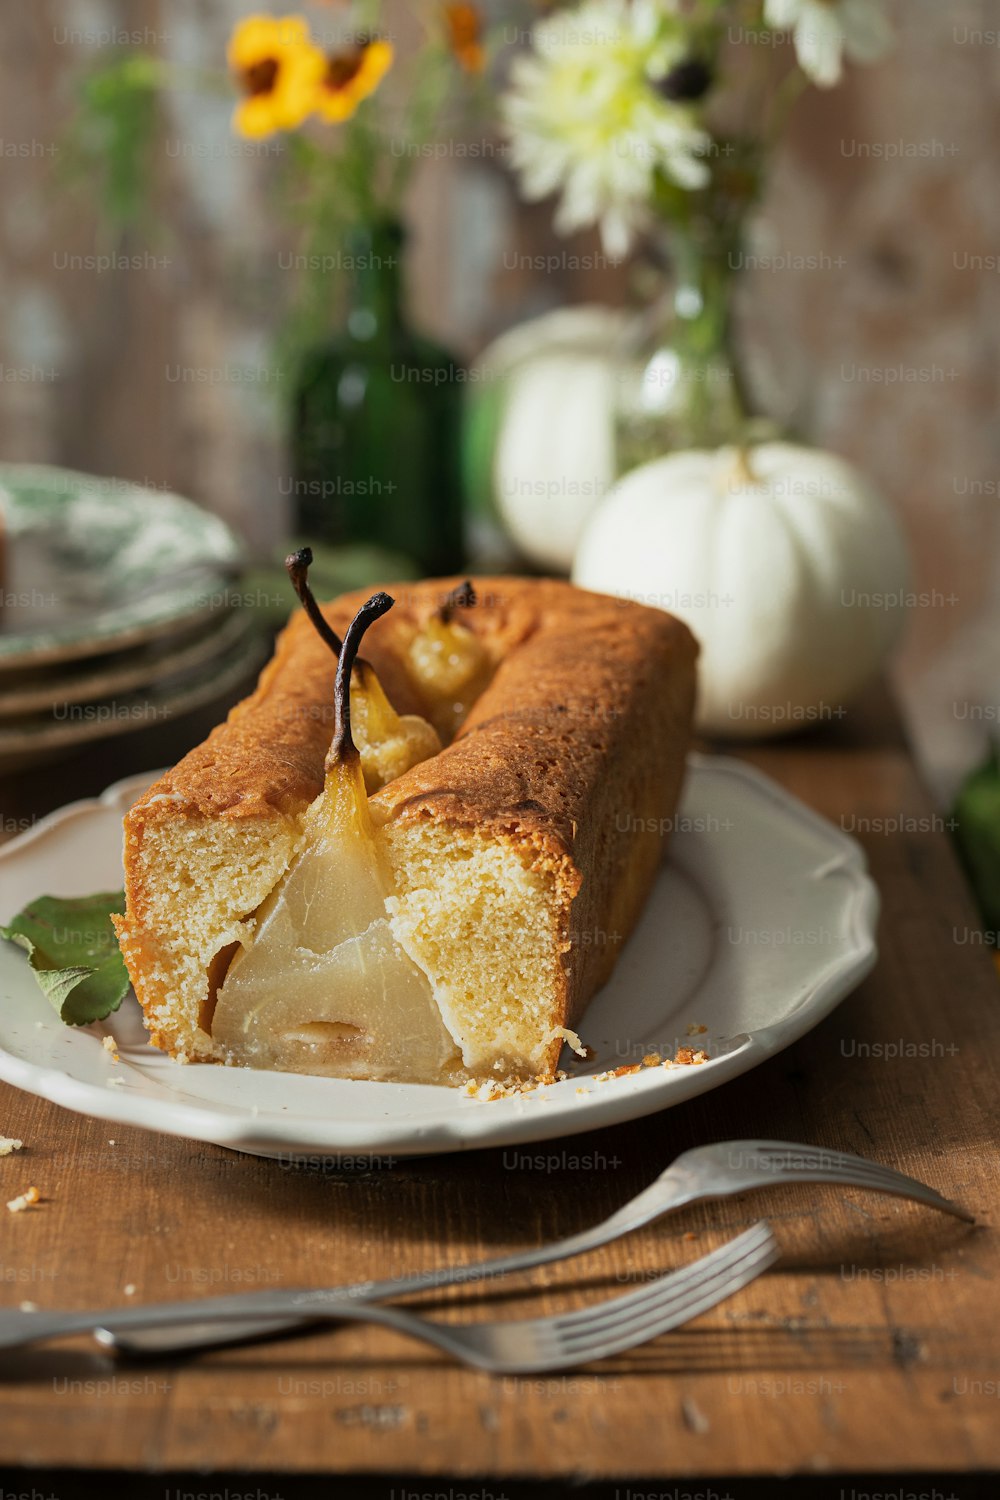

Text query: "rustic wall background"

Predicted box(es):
[0, 0, 997, 796]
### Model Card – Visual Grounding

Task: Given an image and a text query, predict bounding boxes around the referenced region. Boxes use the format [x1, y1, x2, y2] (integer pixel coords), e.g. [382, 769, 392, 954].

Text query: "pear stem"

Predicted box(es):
[439, 579, 476, 624]
[332, 592, 395, 763]
[285, 547, 343, 655]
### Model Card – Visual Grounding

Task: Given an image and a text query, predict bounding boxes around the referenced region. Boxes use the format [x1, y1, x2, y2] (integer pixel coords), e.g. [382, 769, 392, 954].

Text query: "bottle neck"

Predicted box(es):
[344, 221, 405, 342]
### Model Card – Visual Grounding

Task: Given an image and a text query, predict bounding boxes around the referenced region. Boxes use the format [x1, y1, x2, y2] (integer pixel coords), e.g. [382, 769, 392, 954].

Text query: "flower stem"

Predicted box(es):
[767, 64, 810, 146]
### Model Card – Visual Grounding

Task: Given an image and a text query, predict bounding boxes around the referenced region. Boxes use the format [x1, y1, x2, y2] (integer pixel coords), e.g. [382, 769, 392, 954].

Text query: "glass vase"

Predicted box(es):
[614, 123, 774, 471]
[614, 217, 757, 471]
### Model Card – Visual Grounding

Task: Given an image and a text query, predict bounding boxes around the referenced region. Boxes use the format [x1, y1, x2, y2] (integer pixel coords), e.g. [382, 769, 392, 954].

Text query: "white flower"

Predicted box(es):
[765, 0, 892, 88]
[502, 0, 711, 258]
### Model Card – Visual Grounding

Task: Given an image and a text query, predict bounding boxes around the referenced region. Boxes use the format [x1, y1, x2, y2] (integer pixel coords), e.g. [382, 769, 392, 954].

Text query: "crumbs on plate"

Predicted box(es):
[462, 1032, 711, 1101]
[463, 1070, 570, 1102]
[593, 1045, 709, 1082]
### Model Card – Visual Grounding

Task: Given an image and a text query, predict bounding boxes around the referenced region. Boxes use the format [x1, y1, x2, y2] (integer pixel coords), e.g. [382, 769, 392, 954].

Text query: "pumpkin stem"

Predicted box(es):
[729, 445, 759, 488]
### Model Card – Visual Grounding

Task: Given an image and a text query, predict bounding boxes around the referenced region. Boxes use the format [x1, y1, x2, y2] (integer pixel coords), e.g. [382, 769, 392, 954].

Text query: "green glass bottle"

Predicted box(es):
[290, 220, 465, 576]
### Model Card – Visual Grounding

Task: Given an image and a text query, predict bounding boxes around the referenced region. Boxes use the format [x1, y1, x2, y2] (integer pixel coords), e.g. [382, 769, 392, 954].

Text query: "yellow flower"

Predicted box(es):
[315, 37, 394, 123]
[228, 14, 325, 138]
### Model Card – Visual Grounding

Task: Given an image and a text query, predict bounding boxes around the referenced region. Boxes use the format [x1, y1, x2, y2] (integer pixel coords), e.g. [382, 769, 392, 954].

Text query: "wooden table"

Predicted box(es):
[0, 685, 998, 1497]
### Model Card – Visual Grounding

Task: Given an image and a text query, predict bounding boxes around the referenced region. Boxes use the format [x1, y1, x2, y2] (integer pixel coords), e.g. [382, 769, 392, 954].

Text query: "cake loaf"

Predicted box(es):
[114, 577, 698, 1084]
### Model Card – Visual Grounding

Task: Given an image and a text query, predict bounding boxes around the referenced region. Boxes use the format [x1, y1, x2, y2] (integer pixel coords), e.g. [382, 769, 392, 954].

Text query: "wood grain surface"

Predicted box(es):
[0, 685, 997, 1486]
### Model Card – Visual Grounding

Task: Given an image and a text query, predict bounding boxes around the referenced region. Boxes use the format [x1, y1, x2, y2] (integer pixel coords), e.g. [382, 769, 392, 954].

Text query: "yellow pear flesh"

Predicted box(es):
[212, 755, 459, 1082]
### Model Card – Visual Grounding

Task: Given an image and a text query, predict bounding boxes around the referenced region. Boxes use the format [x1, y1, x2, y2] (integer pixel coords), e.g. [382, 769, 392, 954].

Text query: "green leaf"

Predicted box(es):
[0, 891, 130, 1026]
[952, 746, 1000, 940]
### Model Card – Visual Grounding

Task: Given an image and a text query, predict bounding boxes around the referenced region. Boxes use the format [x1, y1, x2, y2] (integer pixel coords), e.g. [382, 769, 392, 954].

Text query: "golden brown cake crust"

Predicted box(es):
[121, 578, 698, 1069]
[128, 578, 695, 835]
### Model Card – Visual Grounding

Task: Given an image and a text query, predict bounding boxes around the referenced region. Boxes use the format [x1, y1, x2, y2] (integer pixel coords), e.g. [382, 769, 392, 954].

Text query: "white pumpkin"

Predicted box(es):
[573, 442, 910, 737]
[479, 306, 629, 571]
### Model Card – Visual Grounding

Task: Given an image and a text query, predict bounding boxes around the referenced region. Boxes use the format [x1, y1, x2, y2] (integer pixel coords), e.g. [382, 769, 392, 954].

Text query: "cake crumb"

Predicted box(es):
[464, 1080, 508, 1102]
[461, 1036, 710, 1101]
[124, 1283, 137, 1297]
[686, 1023, 708, 1037]
[102, 1036, 120, 1062]
[19, 1300, 38, 1313]
[682, 1395, 711, 1434]
[7, 1186, 40, 1214]
[592, 1039, 711, 1085]
[547, 1026, 587, 1058]
[0, 1137, 24, 1157]
[462, 1067, 570, 1102]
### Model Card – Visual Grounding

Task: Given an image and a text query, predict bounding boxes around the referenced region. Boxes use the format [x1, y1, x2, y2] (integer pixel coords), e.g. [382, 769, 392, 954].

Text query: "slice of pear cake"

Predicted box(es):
[114, 571, 698, 1084]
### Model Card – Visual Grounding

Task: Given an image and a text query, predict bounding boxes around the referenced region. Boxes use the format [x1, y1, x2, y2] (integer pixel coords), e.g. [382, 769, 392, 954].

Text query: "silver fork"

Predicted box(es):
[0, 1223, 778, 1373]
[83, 1137, 973, 1358]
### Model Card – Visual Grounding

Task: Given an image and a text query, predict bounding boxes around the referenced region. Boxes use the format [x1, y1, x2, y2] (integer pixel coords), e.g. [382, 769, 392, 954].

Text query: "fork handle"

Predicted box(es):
[1, 1296, 384, 1352]
[101, 1189, 700, 1356]
[3, 1222, 617, 1354]
[21, 1295, 455, 1358]
[95, 1312, 311, 1355]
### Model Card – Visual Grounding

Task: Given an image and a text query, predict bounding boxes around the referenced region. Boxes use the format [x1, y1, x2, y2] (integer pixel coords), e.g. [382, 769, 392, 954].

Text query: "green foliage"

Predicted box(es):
[1, 891, 130, 1025]
[952, 747, 1000, 942]
[62, 53, 163, 232]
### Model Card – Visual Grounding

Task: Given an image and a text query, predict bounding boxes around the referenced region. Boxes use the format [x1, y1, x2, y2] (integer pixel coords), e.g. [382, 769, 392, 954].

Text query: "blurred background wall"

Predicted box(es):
[0, 0, 997, 796]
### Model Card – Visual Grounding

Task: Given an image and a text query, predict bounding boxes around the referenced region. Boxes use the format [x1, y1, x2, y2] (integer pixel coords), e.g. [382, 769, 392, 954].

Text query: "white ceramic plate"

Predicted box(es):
[0, 756, 878, 1159]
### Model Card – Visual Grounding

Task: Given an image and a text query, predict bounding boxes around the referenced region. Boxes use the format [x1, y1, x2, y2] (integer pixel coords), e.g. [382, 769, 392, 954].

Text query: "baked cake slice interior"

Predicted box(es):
[128, 580, 576, 1084]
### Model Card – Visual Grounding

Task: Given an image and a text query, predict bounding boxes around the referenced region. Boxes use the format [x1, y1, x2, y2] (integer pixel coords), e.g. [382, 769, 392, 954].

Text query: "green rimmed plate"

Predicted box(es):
[0, 621, 269, 773]
[0, 608, 255, 720]
[0, 465, 243, 669]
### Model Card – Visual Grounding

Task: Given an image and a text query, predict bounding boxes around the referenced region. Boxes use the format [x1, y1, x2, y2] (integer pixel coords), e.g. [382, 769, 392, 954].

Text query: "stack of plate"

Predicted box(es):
[0, 465, 269, 773]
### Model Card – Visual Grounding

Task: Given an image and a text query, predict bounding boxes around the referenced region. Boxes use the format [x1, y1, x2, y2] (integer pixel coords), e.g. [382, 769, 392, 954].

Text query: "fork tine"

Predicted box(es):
[595, 1231, 779, 1350]
[481, 1225, 776, 1369]
[337, 1226, 781, 1374]
[732, 1141, 974, 1222]
[751, 1141, 930, 1179]
[776, 1163, 973, 1219]
[746, 1139, 920, 1175]
[548, 1222, 777, 1343]
[560, 1225, 779, 1367]
[548, 1222, 772, 1339]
